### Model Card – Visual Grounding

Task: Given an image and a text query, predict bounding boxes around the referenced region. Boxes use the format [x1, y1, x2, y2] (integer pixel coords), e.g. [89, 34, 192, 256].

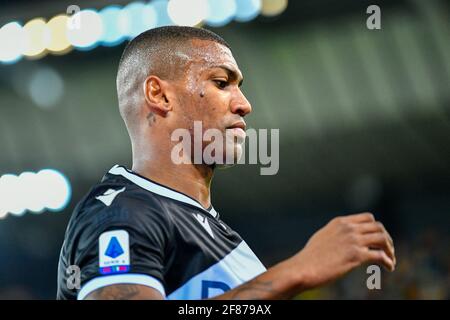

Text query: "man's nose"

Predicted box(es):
[230, 89, 252, 116]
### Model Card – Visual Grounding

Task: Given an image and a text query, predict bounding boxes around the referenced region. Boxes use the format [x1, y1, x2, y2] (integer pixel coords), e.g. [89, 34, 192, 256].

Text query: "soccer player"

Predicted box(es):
[57, 26, 396, 300]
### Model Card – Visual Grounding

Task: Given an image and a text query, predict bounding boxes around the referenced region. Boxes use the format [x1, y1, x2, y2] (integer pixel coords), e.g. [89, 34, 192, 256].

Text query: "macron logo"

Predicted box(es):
[96, 187, 126, 206]
[193, 213, 215, 239]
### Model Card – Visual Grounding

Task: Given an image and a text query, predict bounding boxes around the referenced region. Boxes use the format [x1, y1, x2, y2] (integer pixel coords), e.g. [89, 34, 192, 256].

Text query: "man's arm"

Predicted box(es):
[216, 212, 395, 299]
[84, 284, 164, 300]
[85, 212, 395, 300]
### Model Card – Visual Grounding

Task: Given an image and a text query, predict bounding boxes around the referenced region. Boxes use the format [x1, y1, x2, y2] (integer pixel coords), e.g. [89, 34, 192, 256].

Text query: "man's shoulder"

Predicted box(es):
[68, 172, 172, 234]
[79, 173, 155, 208]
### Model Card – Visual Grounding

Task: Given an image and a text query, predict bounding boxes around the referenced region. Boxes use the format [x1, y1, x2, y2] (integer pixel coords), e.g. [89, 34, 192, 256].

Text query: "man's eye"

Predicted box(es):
[214, 80, 228, 89]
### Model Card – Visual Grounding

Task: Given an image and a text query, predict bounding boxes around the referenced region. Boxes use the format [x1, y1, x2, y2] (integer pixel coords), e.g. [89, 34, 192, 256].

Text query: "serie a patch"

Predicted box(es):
[98, 230, 130, 275]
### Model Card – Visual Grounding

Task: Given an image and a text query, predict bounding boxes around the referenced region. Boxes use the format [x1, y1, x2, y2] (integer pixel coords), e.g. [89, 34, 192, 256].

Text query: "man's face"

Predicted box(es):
[171, 39, 252, 166]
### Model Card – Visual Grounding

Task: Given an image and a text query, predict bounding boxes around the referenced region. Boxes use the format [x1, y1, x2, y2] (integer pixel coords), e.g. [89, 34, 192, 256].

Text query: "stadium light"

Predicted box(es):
[261, 0, 288, 17]
[67, 9, 103, 49]
[39, 169, 72, 211]
[0, 169, 72, 220]
[235, 0, 262, 22]
[23, 18, 50, 58]
[205, 0, 237, 27]
[167, 0, 208, 26]
[0, 174, 25, 217]
[0, 22, 25, 63]
[123, 1, 158, 38]
[99, 5, 126, 46]
[153, 0, 175, 27]
[28, 66, 65, 109]
[46, 15, 72, 54]
[0, 0, 287, 64]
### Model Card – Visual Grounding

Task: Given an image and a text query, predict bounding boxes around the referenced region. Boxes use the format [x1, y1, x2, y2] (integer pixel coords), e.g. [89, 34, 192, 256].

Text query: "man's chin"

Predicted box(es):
[216, 162, 237, 170]
[216, 144, 243, 169]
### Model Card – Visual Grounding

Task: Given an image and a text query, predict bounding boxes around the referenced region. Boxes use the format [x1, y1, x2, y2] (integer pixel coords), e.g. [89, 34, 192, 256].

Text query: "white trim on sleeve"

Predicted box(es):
[77, 273, 166, 300]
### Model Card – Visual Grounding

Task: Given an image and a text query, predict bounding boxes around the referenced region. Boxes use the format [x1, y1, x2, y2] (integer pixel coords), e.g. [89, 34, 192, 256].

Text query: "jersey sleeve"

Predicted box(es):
[70, 192, 172, 299]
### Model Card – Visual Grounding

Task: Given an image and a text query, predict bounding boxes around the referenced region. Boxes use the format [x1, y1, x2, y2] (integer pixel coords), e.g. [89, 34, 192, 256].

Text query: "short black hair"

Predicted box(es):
[117, 26, 231, 105]
[119, 26, 230, 69]
[116, 26, 232, 136]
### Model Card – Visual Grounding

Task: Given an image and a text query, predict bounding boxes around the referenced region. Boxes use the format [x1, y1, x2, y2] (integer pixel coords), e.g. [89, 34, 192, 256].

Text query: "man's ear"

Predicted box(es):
[143, 75, 172, 115]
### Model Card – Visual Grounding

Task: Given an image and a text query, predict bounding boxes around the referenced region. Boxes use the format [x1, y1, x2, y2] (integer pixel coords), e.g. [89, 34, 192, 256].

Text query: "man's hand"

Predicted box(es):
[287, 212, 396, 291]
[84, 212, 396, 300]
[212, 212, 396, 300]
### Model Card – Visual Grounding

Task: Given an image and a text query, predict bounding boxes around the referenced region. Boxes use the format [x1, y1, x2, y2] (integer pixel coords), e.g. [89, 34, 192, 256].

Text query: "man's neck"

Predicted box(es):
[132, 159, 214, 210]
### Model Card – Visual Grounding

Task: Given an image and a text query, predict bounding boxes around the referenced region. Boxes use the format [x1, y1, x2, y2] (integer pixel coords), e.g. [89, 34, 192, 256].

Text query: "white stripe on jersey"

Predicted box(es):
[167, 240, 266, 300]
[109, 165, 218, 218]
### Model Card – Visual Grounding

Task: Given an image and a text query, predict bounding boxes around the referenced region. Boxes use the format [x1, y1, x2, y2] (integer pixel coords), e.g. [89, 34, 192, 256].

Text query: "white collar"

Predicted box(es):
[108, 165, 218, 218]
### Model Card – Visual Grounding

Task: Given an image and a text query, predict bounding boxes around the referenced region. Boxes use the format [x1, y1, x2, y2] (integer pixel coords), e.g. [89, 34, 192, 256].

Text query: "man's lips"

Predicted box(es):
[226, 121, 247, 140]
[227, 121, 246, 131]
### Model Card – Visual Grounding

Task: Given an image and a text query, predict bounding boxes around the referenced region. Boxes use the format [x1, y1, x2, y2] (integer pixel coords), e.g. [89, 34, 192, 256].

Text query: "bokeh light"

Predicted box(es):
[38, 169, 71, 211]
[168, 0, 208, 27]
[28, 67, 65, 109]
[0, 22, 25, 64]
[261, 0, 288, 17]
[23, 18, 50, 58]
[0, 169, 72, 219]
[235, 0, 262, 22]
[121, 1, 158, 39]
[0, 0, 281, 64]
[99, 5, 127, 46]
[46, 15, 72, 54]
[66, 9, 103, 49]
[152, 0, 175, 28]
[206, 0, 237, 27]
[0, 174, 24, 217]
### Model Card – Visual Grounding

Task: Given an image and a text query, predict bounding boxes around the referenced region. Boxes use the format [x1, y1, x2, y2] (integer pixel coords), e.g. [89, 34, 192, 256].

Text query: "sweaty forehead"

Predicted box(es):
[187, 39, 237, 69]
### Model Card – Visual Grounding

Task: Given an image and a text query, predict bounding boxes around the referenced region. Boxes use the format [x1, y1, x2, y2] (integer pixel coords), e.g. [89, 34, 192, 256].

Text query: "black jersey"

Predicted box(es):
[57, 165, 266, 300]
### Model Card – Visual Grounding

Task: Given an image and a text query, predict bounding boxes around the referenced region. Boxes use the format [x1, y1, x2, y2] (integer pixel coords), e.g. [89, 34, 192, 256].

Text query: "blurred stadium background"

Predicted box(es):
[0, 0, 449, 299]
